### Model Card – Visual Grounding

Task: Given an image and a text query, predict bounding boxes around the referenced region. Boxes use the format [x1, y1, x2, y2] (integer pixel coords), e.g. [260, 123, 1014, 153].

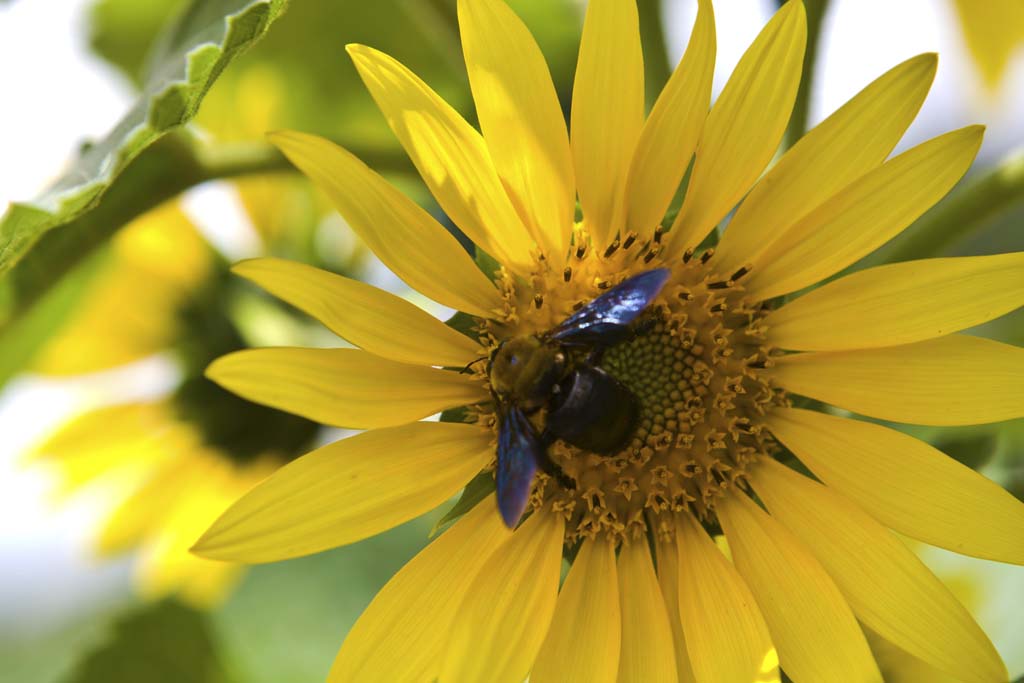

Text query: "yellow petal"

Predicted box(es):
[664, 0, 806, 258]
[624, 0, 715, 241]
[330, 497, 511, 683]
[268, 131, 501, 318]
[134, 454, 258, 606]
[655, 536, 698, 683]
[28, 402, 171, 464]
[768, 334, 1024, 426]
[768, 407, 1024, 565]
[192, 422, 493, 563]
[676, 511, 780, 683]
[206, 347, 487, 430]
[951, 0, 1024, 90]
[718, 492, 882, 683]
[532, 538, 621, 683]
[139, 457, 262, 608]
[30, 402, 179, 498]
[440, 509, 565, 683]
[765, 252, 1024, 351]
[347, 44, 535, 274]
[97, 459, 199, 555]
[715, 53, 937, 273]
[866, 627, 968, 683]
[571, 0, 644, 248]
[744, 126, 985, 299]
[751, 457, 1007, 683]
[616, 539, 677, 683]
[233, 257, 481, 367]
[459, 0, 574, 259]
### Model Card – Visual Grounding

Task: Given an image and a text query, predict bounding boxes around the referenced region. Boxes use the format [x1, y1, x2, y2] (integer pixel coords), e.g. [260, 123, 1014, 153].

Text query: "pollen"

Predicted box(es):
[481, 233, 787, 545]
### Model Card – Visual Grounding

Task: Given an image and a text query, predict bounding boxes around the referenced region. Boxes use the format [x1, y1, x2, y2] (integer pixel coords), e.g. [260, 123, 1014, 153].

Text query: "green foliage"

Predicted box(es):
[445, 312, 483, 342]
[0, 0, 287, 277]
[64, 601, 228, 683]
[474, 247, 503, 283]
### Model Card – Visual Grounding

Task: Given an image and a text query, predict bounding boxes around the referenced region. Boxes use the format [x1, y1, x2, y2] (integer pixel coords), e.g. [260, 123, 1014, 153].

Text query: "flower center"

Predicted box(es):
[481, 234, 786, 544]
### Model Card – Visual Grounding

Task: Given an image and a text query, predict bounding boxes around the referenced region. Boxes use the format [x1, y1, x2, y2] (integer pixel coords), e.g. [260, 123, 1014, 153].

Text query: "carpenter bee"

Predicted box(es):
[488, 268, 670, 527]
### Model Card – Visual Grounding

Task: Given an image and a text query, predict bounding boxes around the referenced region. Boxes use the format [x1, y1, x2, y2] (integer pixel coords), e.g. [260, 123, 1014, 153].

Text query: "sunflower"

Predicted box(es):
[29, 203, 318, 607]
[193, 0, 1024, 680]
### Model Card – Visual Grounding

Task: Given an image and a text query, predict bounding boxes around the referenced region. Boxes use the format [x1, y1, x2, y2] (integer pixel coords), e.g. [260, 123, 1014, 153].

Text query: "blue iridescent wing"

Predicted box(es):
[496, 405, 540, 528]
[550, 268, 670, 343]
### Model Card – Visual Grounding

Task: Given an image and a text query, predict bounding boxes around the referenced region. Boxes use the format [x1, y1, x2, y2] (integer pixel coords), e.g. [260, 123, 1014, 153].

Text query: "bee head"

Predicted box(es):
[488, 335, 566, 410]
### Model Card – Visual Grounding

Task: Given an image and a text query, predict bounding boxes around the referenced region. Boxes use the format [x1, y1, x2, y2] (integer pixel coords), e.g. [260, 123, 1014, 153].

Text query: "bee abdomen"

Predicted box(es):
[545, 366, 639, 455]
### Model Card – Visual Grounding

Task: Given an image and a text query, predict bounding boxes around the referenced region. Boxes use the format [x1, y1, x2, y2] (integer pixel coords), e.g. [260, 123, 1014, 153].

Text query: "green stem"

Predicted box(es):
[638, 0, 672, 110]
[194, 140, 411, 180]
[0, 133, 415, 361]
[861, 149, 1024, 267]
[782, 0, 830, 150]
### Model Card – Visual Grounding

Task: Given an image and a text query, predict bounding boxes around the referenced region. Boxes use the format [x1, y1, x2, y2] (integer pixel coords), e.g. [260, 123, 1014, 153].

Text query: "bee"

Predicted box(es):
[488, 268, 670, 527]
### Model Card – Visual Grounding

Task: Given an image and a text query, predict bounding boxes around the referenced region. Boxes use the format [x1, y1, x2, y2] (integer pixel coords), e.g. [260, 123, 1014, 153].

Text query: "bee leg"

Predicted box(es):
[458, 357, 487, 375]
[536, 431, 577, 490]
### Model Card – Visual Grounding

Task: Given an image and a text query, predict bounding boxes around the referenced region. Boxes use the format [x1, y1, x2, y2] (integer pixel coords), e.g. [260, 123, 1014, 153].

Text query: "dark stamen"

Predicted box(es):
[700, 249, 715, 264]
[731, 266, 750, 281]
[533, 294, 544, 309]
[622, 232, 638, 250]
[603, 238, 621, 258]
[576, 244, 588, 260]
[707, 280, 729, 290]
[563, 267, 573, 282]
[682, 248, 694, 263]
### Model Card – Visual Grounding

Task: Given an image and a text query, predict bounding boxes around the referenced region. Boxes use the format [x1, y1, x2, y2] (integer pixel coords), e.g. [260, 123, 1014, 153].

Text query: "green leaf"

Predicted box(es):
[445, 311, 483, 343]
[474, 247, 503, 283]
[65, 600, 228, 683]
[430, 470, 497, 537]
[89, 0, 188, 86]
[439, 405, 472, 424]
[933, 432, 999, 471]
[0, 0, 288, 277]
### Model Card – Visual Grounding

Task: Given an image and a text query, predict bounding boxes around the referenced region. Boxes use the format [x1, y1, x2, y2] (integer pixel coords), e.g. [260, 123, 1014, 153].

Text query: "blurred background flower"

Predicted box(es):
[0, 0, 1021, 682]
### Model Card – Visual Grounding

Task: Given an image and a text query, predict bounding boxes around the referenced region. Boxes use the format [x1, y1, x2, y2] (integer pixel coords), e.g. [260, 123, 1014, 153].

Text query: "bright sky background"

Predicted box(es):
[0, 0, 1022, 669]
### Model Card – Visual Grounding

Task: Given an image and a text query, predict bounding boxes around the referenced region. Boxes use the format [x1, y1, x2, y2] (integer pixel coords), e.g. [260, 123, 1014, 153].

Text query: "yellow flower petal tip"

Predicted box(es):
[203, 353, 234, 385]
[344, 43, 376, 64]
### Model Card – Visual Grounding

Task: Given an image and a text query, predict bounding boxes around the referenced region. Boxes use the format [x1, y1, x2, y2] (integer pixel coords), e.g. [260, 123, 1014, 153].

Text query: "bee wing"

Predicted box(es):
[496, 405, 540, 528]
[551, 268, 669, 343]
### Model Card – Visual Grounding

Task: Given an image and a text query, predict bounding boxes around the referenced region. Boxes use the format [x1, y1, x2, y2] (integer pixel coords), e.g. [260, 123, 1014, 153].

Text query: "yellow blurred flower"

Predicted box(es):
[951, 0, 1024, 91]
[30, 401, 276, 608]
[194, 0, 1024, 680]
[34, 204, 210, 375]
[29, 203, 317, 608]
